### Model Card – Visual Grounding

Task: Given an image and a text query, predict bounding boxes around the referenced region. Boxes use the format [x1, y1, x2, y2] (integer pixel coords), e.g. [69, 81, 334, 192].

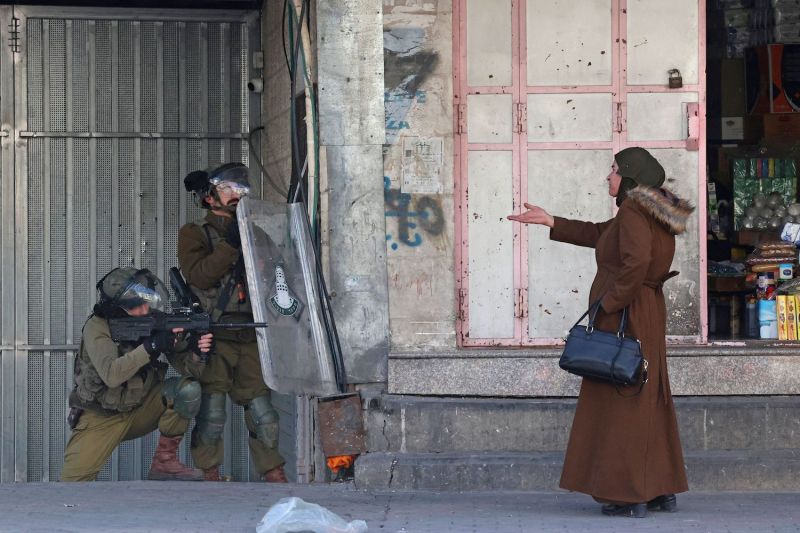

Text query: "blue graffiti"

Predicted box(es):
[384, 90, 424, 140]
[384, 176, 444, 249]
[386, 120, 411, 130]
[385, 89, 427, 103]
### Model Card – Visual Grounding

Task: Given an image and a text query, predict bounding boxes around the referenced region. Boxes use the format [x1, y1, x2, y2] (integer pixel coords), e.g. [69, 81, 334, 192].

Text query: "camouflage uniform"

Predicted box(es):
[178, 211, 284, 476]
[61, 315, 205, 481]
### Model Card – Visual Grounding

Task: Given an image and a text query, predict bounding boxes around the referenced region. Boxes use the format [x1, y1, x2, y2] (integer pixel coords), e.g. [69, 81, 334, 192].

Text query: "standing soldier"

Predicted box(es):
[179, 163, 287, 482]
[61, 267, 214, 482]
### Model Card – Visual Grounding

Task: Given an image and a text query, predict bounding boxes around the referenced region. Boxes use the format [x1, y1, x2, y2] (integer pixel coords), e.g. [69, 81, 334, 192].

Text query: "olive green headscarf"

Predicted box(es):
[614, 147, 665, 206]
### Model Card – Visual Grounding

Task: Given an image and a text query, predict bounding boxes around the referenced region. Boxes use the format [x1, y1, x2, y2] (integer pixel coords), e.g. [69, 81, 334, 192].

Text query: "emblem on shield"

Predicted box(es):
[269, 265, 304, 319]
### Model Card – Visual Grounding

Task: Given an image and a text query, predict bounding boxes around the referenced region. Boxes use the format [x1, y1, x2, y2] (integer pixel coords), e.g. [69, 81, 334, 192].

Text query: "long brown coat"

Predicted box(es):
[551, 186, 692, 503]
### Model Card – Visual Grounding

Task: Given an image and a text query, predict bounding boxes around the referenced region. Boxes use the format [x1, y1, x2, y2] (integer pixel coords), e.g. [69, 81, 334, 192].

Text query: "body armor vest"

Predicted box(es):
[187, 219, 253, 320]
[70, 316, 165, 415]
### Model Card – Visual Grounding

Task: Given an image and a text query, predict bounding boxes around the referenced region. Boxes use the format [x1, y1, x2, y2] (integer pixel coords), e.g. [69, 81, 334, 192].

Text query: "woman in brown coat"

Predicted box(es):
[509, 147, 693, 518]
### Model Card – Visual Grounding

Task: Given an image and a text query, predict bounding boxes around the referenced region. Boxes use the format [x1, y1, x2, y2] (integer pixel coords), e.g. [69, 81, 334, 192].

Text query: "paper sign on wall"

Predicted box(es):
[401, 136, 443, 194]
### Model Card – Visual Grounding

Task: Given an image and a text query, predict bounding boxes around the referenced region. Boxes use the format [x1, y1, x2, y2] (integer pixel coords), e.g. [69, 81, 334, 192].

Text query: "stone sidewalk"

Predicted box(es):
[0, 482, 798, 532]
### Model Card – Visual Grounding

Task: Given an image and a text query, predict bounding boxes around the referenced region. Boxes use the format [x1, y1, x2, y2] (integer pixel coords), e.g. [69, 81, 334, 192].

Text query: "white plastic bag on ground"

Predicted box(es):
[256, 496, 368, 533]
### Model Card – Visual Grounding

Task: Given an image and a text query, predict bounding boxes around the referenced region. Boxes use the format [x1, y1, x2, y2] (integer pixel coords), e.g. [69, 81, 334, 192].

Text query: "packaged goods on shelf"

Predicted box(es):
[732, 157, 798, 230]
[760, 299, 779, 338]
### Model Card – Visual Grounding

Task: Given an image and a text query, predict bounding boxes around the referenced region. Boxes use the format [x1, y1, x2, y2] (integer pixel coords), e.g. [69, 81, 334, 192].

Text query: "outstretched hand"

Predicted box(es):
[507, 203, 555, 228]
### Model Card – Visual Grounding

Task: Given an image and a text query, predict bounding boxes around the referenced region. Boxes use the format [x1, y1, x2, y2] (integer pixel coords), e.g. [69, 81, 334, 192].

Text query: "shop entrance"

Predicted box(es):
[454, 0, 706, 346]
[706, 1, 800, 342]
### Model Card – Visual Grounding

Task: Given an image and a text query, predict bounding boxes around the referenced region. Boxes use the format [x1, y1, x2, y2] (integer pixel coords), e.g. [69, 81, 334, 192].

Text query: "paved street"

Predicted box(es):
[0, 482, 798, 532]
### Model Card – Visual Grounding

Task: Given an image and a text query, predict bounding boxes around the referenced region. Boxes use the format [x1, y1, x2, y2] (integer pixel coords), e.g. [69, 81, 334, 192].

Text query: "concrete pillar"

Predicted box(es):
[317, 0, 389, 383]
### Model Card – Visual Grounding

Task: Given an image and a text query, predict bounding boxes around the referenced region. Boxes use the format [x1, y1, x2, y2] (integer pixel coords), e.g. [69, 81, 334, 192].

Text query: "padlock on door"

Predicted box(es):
[668, 69, 683, 89]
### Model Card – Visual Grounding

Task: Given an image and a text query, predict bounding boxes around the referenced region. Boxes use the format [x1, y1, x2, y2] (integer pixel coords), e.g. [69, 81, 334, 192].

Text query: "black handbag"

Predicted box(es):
[559, 299, 648, 392]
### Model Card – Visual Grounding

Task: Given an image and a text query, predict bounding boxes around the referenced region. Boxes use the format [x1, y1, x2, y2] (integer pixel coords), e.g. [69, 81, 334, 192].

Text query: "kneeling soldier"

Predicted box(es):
[61, 267, 213, 482]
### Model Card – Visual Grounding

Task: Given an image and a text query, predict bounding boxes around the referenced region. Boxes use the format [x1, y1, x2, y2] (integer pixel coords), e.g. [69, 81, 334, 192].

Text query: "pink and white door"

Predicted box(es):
[455, 0, 705, 346]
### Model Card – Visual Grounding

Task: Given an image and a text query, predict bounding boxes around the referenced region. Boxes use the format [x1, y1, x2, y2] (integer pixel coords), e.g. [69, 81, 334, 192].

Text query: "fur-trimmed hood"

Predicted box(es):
[626, 186, 694, 235]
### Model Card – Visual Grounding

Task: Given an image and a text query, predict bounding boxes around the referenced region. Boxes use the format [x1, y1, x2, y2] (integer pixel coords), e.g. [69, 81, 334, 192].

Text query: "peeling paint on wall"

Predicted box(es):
[384, 26, 439, 144]
[383, 0, 455, 349]
[383, 0, 439, 13]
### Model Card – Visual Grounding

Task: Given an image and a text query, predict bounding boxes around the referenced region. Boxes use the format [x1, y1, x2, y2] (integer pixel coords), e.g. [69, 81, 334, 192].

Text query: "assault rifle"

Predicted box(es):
[107, 267, 268, 343]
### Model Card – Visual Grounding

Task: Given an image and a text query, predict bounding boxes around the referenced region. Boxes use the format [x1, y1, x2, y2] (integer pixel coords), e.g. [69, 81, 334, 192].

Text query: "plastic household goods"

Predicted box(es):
[746, 297, 760, 338]
[759, 299, 779, 339]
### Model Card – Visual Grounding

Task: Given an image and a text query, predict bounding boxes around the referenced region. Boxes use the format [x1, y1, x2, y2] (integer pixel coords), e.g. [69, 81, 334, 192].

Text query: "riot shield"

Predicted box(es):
[238, 197, 340, 396]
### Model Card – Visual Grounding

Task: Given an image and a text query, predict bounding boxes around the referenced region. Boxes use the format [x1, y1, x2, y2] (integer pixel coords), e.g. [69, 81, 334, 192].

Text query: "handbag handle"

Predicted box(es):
[569, 299, 647, 397]
[576, 298, 628, 337]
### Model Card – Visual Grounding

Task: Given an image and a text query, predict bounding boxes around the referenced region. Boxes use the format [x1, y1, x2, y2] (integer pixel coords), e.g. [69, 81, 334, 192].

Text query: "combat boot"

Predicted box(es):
[263, 464, 288, 483]
[202, 466, 222, 481]
[148, 435, 203, 481]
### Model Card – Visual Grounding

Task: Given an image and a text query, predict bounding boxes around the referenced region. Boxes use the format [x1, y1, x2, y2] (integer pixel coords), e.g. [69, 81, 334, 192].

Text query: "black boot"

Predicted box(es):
[601, 502, 647, 518]
[647, 494, 677, 512]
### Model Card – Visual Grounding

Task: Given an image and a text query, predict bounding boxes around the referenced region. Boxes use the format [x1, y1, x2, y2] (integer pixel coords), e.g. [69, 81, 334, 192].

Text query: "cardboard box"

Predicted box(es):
[777, 294, 789, 340]
[742, 113, 800, 142]
[788, 295, 798, 340]
[745, 44, 800, 114]
[763, 113, 800, 139]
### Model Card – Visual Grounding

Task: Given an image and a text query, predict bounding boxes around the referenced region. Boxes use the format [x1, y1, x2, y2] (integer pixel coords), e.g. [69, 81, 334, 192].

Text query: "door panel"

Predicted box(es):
[527, 93, 613, 142]
[0, 4, 14, 483]
[527, 150, 613, 338]
[624, 0, 704, 340]
[526, 0, 613, 86]
[467, 151, 515, 339]
[626, 0, 699, 85]
[626, 92, 699, 141]
[467, 94, 514, 143]
[467, 0, 513, 86]
[650, 148, 702, 337]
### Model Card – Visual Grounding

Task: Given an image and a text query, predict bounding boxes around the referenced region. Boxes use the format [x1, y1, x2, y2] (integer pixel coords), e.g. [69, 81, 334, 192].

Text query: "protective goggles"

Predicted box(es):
[212, 180, 250, 197]
[116, 270, 169, 311]
[209, 165, 251, 196]
[119, 282, 163, 308]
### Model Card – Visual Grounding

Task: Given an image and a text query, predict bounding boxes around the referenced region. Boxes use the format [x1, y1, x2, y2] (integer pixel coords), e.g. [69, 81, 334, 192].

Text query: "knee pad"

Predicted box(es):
[161, 377, 202, 419]
[244, 395, 279, 449]
[194, 392, 227, 445]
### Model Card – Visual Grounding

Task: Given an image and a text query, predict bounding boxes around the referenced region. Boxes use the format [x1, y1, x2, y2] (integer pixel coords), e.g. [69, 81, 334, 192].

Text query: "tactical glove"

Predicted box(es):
[143, 330, 176, 360]
[225, 221, 241, 248]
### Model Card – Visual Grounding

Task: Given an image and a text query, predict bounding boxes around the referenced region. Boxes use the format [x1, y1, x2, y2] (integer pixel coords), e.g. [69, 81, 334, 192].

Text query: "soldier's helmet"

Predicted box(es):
[96, 267, 169, 313]
[184, 162, 251, 208]
[208, 162, 251, 197]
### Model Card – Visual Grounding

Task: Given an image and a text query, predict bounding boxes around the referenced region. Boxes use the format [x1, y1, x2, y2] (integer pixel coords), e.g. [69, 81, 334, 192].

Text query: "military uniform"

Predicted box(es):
[61, 315, 205, 481]
[178, 211, 284, 477]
